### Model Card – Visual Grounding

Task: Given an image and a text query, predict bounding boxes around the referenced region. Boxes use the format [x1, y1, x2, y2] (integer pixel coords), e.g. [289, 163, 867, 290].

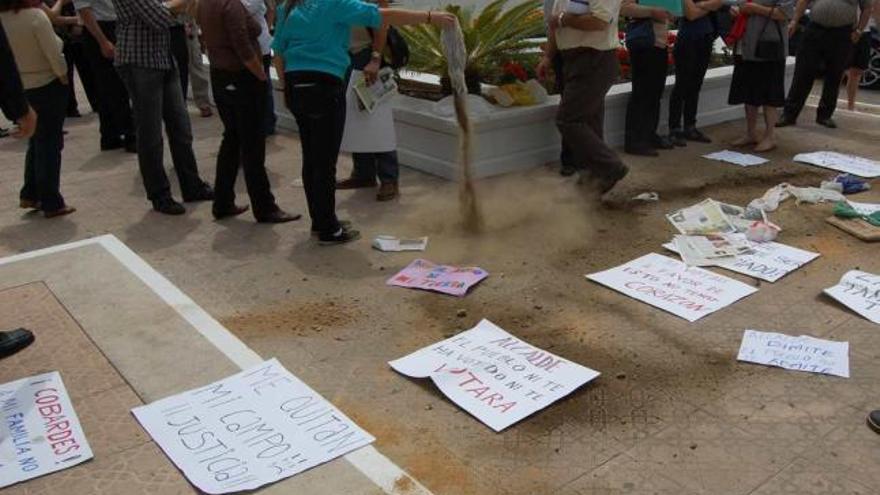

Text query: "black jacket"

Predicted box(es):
[0, 24, 29, 122]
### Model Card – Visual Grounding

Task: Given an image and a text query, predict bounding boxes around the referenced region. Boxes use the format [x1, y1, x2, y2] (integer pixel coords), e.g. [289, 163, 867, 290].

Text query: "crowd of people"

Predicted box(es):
[0, 0, 876, 234]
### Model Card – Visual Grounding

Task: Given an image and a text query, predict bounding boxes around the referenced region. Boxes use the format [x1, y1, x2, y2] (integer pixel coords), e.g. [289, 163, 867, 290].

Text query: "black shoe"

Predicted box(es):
[816, 118, 837, 129]
[212, 204, 249, 220]
[311, 219, 352, 236]
[100, 138, 124, 151]
[318, 227, 361, 245]
[256, 209, 302, 223]
[624, 145, 659, 157]
[0, 328, 35, 359]
[152, 197, 186, 215]
[652, 135, 675, 150]
[868, 410, 880, 434]
[669, 131, 687, 147]
[597, 165, 630, 194]
[683, 127, 712, 143]
[775, 115, 796, 128]
[182, 183, 214, 202]
[560, 164, 577, 177]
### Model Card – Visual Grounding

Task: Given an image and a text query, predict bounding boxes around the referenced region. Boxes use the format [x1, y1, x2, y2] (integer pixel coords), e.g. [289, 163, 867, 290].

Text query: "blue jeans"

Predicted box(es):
[22, 79, 68, 212]
[352, 152, 399, 183]
[263, 55, 277, 134]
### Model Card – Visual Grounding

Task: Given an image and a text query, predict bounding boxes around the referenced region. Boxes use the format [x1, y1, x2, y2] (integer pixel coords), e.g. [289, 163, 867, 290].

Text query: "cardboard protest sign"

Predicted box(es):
[132, 359, 374, 494]
[664, 240, 819, 283]
[793, 151, 880, 178]
[387, 259, 488, 297]
[586, 253, 758, 322]
[389, 319, 600, 431]
[0, 372, 93, 489]
[737, 330, 849, 378]
[824, 270, 880, 325]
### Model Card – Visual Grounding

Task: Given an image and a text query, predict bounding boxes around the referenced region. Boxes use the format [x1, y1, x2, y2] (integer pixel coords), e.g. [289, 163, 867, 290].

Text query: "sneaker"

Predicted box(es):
[336, 177, 377, 189]
[152, 197, 186, 215]
[311, 219, 352, 236]
[816, 117, 837, 129]
[683, 127, 712, 143]
[0, 328, 35, 358]
[182, 182, 215, 202]
[377, 181, 399, 201]
[775, 114, 796, 128]
[318, 227, 361, 245]
[868, 410, 880, 434]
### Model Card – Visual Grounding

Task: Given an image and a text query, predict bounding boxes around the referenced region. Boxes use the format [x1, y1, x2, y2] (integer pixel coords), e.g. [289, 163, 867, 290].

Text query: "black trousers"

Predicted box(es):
[552, 52, 575, 169]
[783, 23, 853, 122]
[22, 79, 68, 212]
[669, 34, 714, 131]
[170, 25, 189, 98]
[64, 39, 98, 114]
[286, 71, 345, 234]
[626, 45, 668, 148]
[82, 21, 134, 145]
[211, 68, 277, 218]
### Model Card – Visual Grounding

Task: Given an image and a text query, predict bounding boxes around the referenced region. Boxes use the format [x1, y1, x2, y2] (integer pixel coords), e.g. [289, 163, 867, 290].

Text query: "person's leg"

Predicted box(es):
[81, 30, 116, 146]
[209, 68, 241, 213]
[63, 42, 80, 116]
[668, 41, 689, 134]
[262, 55, 277, 135]
[235, 71, 282, 219]
[170, 25, 189, 99]
[71, 40, 99, 112]
[93, 22, 136, 148]
[755, 105, 778, 151]
[781, 25, 822, 123]
[351, 153, 378, 181]
[816, 29, 851, 124]
[118, 65, 174, 202]
[683, 36, 713, 131]
[26, 81, 69, 214]
[21, 139, 37, 206]
[733, 104, 760, 146]
[376, 151, 400, 201]
[187, 30, 212, 113]
[846, 68, 862, 111]
[625, 46, 652, 152]
[646, 46, 669, 146]
[161, 65, 208, 198]
[553, 51, 575, 174]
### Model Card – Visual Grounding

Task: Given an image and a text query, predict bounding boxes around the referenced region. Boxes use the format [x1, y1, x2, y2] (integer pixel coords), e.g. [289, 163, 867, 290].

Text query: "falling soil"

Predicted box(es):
[442, 22, 483, 233]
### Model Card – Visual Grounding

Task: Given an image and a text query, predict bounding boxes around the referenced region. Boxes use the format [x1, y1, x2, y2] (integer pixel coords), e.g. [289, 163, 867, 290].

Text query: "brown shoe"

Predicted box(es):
[19, 199, 40, 210]
[336, 177, 377, 189]
[377, 181, 399, 201]
[44, 206, 76, 218]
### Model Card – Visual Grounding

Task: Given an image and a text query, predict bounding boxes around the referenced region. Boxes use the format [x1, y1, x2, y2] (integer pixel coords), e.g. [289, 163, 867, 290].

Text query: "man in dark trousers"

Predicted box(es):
[0, 25, 37, 359]
[777, 0, 873, 128]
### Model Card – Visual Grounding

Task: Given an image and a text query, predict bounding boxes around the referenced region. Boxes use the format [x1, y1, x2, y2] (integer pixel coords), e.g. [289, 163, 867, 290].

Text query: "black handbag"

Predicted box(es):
[754, 5, 785, 61]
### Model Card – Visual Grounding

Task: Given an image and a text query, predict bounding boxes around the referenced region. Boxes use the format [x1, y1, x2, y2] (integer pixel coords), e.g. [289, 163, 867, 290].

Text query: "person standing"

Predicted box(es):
[272, 0, 455, 244]
[46, 0, 99, 117]
[73, 0, 135, 151]
[844, 0, 878, 110]
[337, 0, 402, 202]
[113, 0, 214, 215]
[542, 0, 576, 175]
[622, 0, 674, 156]
[667, 0, 724, 145]
[777, 0, 873, 128]
[1, 0, 75, 217]
[728, 0, 792, 152]
[537, 0, 630, 195]
[197, 0, 298, 223]
[240, 0, 275, 134]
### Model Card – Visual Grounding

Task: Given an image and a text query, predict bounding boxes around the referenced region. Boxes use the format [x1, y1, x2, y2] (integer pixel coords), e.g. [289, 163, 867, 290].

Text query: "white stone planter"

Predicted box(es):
[275, 58, 796, 181]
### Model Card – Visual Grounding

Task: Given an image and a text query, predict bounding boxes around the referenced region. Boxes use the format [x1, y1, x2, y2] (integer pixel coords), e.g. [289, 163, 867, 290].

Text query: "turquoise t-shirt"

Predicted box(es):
[273, 0, 382, 79]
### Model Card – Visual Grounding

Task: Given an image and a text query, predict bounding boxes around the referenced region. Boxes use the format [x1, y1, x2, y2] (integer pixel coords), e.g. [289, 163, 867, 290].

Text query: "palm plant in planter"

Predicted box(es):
[398, 0, 544, 95]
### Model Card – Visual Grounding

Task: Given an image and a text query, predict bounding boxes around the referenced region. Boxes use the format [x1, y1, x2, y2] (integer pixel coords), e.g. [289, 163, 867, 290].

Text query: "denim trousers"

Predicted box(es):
[211, 67, 277, 218]
[82, 22, 134, 145]
[22, 79, 68, 212]
[352, 152, 399, 183]
[262, 55, 277, 134]
[286, 72, 345, 234]
[117, 64, 204, 201]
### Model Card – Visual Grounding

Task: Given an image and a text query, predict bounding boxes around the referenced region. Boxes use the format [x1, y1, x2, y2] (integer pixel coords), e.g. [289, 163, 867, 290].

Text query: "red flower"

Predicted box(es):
[502, 61, 528, 82]
[616, 46, 629, 64]
[667, 32, 677, 46]
[618, 31, 626, 40]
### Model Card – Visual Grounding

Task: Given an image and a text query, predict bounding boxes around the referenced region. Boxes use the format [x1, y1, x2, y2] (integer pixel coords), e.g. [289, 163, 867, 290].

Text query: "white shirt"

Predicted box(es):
[240, 0, 272, 55]
[553, 0, 621, 51]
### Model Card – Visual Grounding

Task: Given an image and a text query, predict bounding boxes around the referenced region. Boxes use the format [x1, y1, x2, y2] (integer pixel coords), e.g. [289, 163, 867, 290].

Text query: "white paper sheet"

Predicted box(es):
[672, 234, 754, 267]
[664, 239, 820, 283]
[824, 270, 880, 325]
[847, 200, 880, 216]
[586, 253, 758, 322]
[0, 371, 93, 489]
[737, 330, 849, 378]
[389, 319, 600, 432]
[703, 150, 768, 167]
[372, 235, 428, 252]
[132, 359, 374, 494]
[793, 151, 880, 178]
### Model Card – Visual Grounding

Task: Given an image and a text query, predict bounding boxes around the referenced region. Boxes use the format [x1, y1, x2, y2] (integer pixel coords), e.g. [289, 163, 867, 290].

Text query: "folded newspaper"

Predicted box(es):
[354, 67, 398, 113]
[372, 235, 428, 252]
[672, 233, 754, 266]
[667, 199, 739, 235]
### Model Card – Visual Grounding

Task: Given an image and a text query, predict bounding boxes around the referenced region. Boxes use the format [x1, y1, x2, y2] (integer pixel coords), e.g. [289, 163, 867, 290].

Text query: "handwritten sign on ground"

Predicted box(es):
[389, 319, 600, 431]
[132, 359, 374, 494]
[703, 150, 768, 167]
[387, 259, 487, 297]
[824, 270, 880, 325]
[737, 330, 849, 378]
[0, 371, 93, 489]
[586, 253, 757, 322]
[793, 151, 880, 178]
[664, 240, 820, 283]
